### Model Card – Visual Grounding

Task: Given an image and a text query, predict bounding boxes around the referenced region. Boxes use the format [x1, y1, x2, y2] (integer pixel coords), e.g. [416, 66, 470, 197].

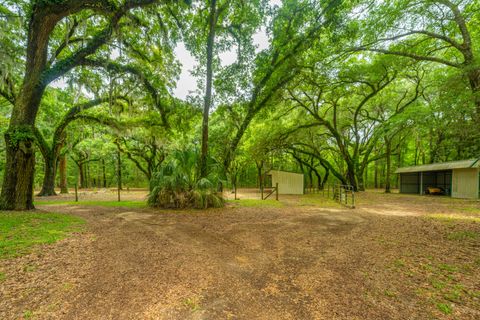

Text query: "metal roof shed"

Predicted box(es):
[267, 170, 304, 195]
[395, 159, 480, 199]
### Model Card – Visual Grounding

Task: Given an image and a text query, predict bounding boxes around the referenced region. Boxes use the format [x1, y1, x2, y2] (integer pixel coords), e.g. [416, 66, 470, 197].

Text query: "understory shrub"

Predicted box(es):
[148, 150, 224, 209]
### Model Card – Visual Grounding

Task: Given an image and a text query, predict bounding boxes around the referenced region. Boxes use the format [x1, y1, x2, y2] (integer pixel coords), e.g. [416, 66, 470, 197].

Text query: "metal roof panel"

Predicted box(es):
[395, 159, 480, 173]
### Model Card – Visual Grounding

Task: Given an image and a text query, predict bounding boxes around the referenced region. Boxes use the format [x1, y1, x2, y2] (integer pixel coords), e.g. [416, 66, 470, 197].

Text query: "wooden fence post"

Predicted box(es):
[74, 183, 78, 202]
[275, 183, 279, 201]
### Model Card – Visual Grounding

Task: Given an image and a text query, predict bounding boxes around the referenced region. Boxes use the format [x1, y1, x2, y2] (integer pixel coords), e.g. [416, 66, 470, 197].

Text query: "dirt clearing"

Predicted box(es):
[1, 191, 479, 319]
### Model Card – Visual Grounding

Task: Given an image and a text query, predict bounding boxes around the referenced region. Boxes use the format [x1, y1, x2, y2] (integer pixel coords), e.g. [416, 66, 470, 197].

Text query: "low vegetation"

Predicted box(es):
[0, 212, 84, 259]
[148, 150, 224, 209]
[35, 200, 146, 208]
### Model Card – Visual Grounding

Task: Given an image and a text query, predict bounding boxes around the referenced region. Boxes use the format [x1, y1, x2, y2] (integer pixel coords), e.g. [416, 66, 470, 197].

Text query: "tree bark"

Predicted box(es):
[59, 155, 68, 193]
[199, 0, 217, 179]
[102, 159, 107, 188]
[78, 163, 86, 189]
[0, 12, 57, 209]
[0, 132, 36, 210]
[38, 152, 57, 196]
[384, 137, 392, 193]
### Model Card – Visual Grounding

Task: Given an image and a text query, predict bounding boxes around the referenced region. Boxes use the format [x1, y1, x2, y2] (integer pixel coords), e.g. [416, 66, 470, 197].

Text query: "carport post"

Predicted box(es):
[275, 183, 279, 201]
[419, 172, 423, 195]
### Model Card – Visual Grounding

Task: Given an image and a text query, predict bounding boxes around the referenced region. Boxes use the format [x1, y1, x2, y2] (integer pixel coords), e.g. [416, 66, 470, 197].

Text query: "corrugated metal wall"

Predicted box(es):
[270, 171, 304, 195]
[400, 173, 420, 194]
[452, 168, 479, 199]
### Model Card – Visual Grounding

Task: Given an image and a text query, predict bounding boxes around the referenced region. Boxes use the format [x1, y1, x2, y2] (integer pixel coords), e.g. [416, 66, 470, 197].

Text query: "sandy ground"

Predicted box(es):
[1, 190, 480, 319]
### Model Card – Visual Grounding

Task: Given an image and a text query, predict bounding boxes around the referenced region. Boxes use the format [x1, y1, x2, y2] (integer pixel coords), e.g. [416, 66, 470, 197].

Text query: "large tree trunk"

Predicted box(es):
[59, 155, 68, 193]
[356, 171, 365, 192]
[345, 162, 358, 190]
[78, 163, 86, 189]
[199, 0, 217, 179]
[320, 168, 329, 189]
[0, 13, 58, 210]
[38, 152, 57, 196]
[0, 131, 36, 210]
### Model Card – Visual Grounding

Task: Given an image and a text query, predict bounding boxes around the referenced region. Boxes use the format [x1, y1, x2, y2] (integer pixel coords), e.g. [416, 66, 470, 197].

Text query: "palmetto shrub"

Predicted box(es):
[147, 150, 224, 209]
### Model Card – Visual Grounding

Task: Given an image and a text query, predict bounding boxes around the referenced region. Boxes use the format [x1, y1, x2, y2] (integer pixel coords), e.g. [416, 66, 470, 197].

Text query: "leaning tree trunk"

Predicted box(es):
[59, 155, 68, 193]
[321, 168, 329, 189]
[38, 153, 57, 196]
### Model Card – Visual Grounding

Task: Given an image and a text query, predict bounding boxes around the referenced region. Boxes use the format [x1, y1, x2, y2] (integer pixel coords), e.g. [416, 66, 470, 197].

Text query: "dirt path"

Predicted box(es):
[1, 192, 480, 319]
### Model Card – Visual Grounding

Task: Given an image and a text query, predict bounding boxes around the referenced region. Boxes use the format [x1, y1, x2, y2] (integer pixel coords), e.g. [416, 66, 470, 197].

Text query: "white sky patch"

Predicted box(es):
[173, 42, 197, 100]
[173, 26, 272, 100]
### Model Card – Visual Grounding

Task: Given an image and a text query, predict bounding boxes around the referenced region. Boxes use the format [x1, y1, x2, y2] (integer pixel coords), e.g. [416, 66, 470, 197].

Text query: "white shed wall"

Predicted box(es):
[452, 168, 479, 199]
[270, 171, 304, 195]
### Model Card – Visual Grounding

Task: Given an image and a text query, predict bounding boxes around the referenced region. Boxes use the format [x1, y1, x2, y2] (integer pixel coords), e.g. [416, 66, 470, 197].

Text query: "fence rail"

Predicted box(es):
[305, 183, 355, 209]
[261, 183, 279, 200]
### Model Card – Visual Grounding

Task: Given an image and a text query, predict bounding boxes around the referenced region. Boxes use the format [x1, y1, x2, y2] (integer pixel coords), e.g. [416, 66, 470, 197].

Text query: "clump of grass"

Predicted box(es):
[436, 302, 452, 315]
[183, 297, 201, 311]
[392, 259, 406, 269]
[0, 212, 84, 259]
[227, 199, 283, 208]
[384, 289, 396, 297]
[23, 310, 34, 319]
[0, 272, 5, 281]
[35, 200, 147, 208]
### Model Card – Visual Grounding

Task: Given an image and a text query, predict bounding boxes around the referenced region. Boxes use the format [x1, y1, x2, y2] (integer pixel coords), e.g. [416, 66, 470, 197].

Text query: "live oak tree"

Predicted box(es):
[182, 0, 265, 179]
[1, 0, 480, 204]
[0, 0, 188, 210]
[35, 96, 126, 196]
[220, 0, 345, 173]
[355, 0, 480, 116]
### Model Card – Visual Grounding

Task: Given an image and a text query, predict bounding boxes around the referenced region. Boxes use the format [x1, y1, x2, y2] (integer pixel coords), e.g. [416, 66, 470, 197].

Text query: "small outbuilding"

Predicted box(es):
[396, 159, 480, 199]
[267, 170, 304, 195]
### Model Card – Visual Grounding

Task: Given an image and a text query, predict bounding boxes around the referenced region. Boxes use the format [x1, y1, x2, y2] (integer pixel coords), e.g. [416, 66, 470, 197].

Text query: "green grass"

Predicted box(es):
[35, 200, 146, 208]
[227, 199, 284, 208]
[426, 213, 480, 223]
[447, 230, 479, 241]
[436, 302, 452, 315]
[0, 211, 84, 259]
[0, 271, 5, 281]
